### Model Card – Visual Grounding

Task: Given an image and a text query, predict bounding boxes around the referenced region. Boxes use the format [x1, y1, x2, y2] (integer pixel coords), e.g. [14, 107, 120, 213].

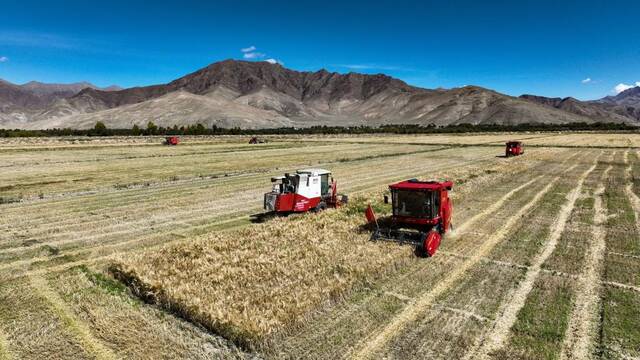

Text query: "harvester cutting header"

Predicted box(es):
[264, 169, 347, 214]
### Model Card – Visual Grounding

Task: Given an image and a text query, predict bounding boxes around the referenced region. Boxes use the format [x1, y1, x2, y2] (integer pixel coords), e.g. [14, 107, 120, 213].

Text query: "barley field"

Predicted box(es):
[0, 132, 638, 360]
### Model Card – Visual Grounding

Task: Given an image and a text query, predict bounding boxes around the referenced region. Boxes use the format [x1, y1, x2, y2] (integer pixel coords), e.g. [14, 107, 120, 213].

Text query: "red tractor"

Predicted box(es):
[365, 179, 453, 257]
[263, 169, 348, 214]
[164, 136, 180, 145]
[505, 141, 524, 157]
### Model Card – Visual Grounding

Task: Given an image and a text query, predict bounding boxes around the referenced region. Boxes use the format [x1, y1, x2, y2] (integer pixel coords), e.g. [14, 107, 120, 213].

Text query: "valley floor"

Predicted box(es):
[0, 132, 638, 359]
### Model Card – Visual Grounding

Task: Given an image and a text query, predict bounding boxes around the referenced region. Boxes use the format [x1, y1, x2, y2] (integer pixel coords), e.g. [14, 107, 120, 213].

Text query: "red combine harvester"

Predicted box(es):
[164, 136, 180, 145]
[249, 137, 267, 144]
[505, 141, 524, 157]
[366, 179, 453, 257]
[263, 169, 347, 214]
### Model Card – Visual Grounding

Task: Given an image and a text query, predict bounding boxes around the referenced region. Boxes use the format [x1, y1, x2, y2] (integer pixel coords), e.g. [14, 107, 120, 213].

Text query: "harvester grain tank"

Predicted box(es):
[505, 141, 524, 156]
[264, 169, 347, 214]
[365, 179, 453, 257]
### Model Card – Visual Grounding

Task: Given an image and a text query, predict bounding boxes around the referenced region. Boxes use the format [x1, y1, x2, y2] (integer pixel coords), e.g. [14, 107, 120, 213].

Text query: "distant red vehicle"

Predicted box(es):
[505, 141, 524, 157]
[164, 136, 180, 145]
[249, 137, 267, 144]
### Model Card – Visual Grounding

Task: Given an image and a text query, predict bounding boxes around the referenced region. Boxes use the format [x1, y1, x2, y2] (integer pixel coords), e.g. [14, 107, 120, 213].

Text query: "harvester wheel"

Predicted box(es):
[314, 202, 327, 212]
[423, 231, 442, 257]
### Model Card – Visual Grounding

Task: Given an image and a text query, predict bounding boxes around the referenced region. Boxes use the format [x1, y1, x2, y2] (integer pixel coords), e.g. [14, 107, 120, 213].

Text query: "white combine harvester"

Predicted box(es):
[263, 168, 348, 214]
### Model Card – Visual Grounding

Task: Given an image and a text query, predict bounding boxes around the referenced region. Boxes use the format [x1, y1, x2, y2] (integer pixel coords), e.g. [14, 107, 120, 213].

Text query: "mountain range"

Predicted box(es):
[1, 59, 638, 129]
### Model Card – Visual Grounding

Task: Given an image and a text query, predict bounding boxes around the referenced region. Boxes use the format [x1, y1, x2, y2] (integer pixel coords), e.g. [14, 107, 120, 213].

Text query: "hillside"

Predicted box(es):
[2, 60, 638, 129]
[0, 80, 121, 128]
[519, 94, 635, 123]
[595, 86, 640, 121]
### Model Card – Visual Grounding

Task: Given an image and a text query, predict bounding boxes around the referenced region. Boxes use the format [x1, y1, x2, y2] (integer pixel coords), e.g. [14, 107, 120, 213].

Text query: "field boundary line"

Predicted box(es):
[560, 164, 612, 360]
[439, 250, 529, 270]
[603, 281, 640, 294]
[468, 156, 599, 360]
[442, 250, 579, 280]
[28, 275, 118, 360]
[349, 171, 565, 359]
[607, 251, 640, 260]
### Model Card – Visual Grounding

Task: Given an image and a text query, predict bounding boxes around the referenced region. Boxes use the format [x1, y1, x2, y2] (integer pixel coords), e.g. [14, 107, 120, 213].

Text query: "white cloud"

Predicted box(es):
[240, 46, 281, 64]
[0, 56, 8, 62]
[581, 77, 591, 84]
[243, 51, 265, 59]
[614, 81, 640, 94]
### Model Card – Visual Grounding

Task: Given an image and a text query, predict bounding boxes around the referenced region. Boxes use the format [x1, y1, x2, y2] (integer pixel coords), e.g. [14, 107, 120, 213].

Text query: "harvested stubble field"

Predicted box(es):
[0, 132, 638, 360]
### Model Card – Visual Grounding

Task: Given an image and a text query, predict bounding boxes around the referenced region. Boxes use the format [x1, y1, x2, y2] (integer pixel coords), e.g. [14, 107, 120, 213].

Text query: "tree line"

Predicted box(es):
[0, 121, 637, 138]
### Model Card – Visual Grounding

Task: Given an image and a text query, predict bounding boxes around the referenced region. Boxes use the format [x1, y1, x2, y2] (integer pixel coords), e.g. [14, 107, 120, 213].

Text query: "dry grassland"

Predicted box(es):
[109, 147, 538, 350]
[0, 133, 638, 359]
[108, 145, 572, 352]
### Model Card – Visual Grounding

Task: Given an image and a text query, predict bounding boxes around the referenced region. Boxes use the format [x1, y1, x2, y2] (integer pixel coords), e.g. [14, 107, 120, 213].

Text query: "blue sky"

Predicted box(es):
[0, 0, 638, 100]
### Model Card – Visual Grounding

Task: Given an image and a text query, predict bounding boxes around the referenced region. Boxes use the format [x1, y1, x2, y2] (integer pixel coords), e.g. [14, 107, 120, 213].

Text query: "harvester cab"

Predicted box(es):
[264, 169, 347, 214]
[366, 179, 453, 257]
[505, 141, 524, 157]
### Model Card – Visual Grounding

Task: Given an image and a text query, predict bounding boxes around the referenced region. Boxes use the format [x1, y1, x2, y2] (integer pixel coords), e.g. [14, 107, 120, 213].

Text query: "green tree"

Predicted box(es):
[132, 124, 141, 136]
[147, 121, 158, 135]
[94, 121, 108, 136]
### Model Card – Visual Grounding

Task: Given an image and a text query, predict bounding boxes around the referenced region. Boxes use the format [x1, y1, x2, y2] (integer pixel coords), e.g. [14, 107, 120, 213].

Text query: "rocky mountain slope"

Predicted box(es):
[2, 60, 638, 129]
[0, 80, 121, 128]
[518, 94, 636, 123]
[594, 86, 640, 121]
